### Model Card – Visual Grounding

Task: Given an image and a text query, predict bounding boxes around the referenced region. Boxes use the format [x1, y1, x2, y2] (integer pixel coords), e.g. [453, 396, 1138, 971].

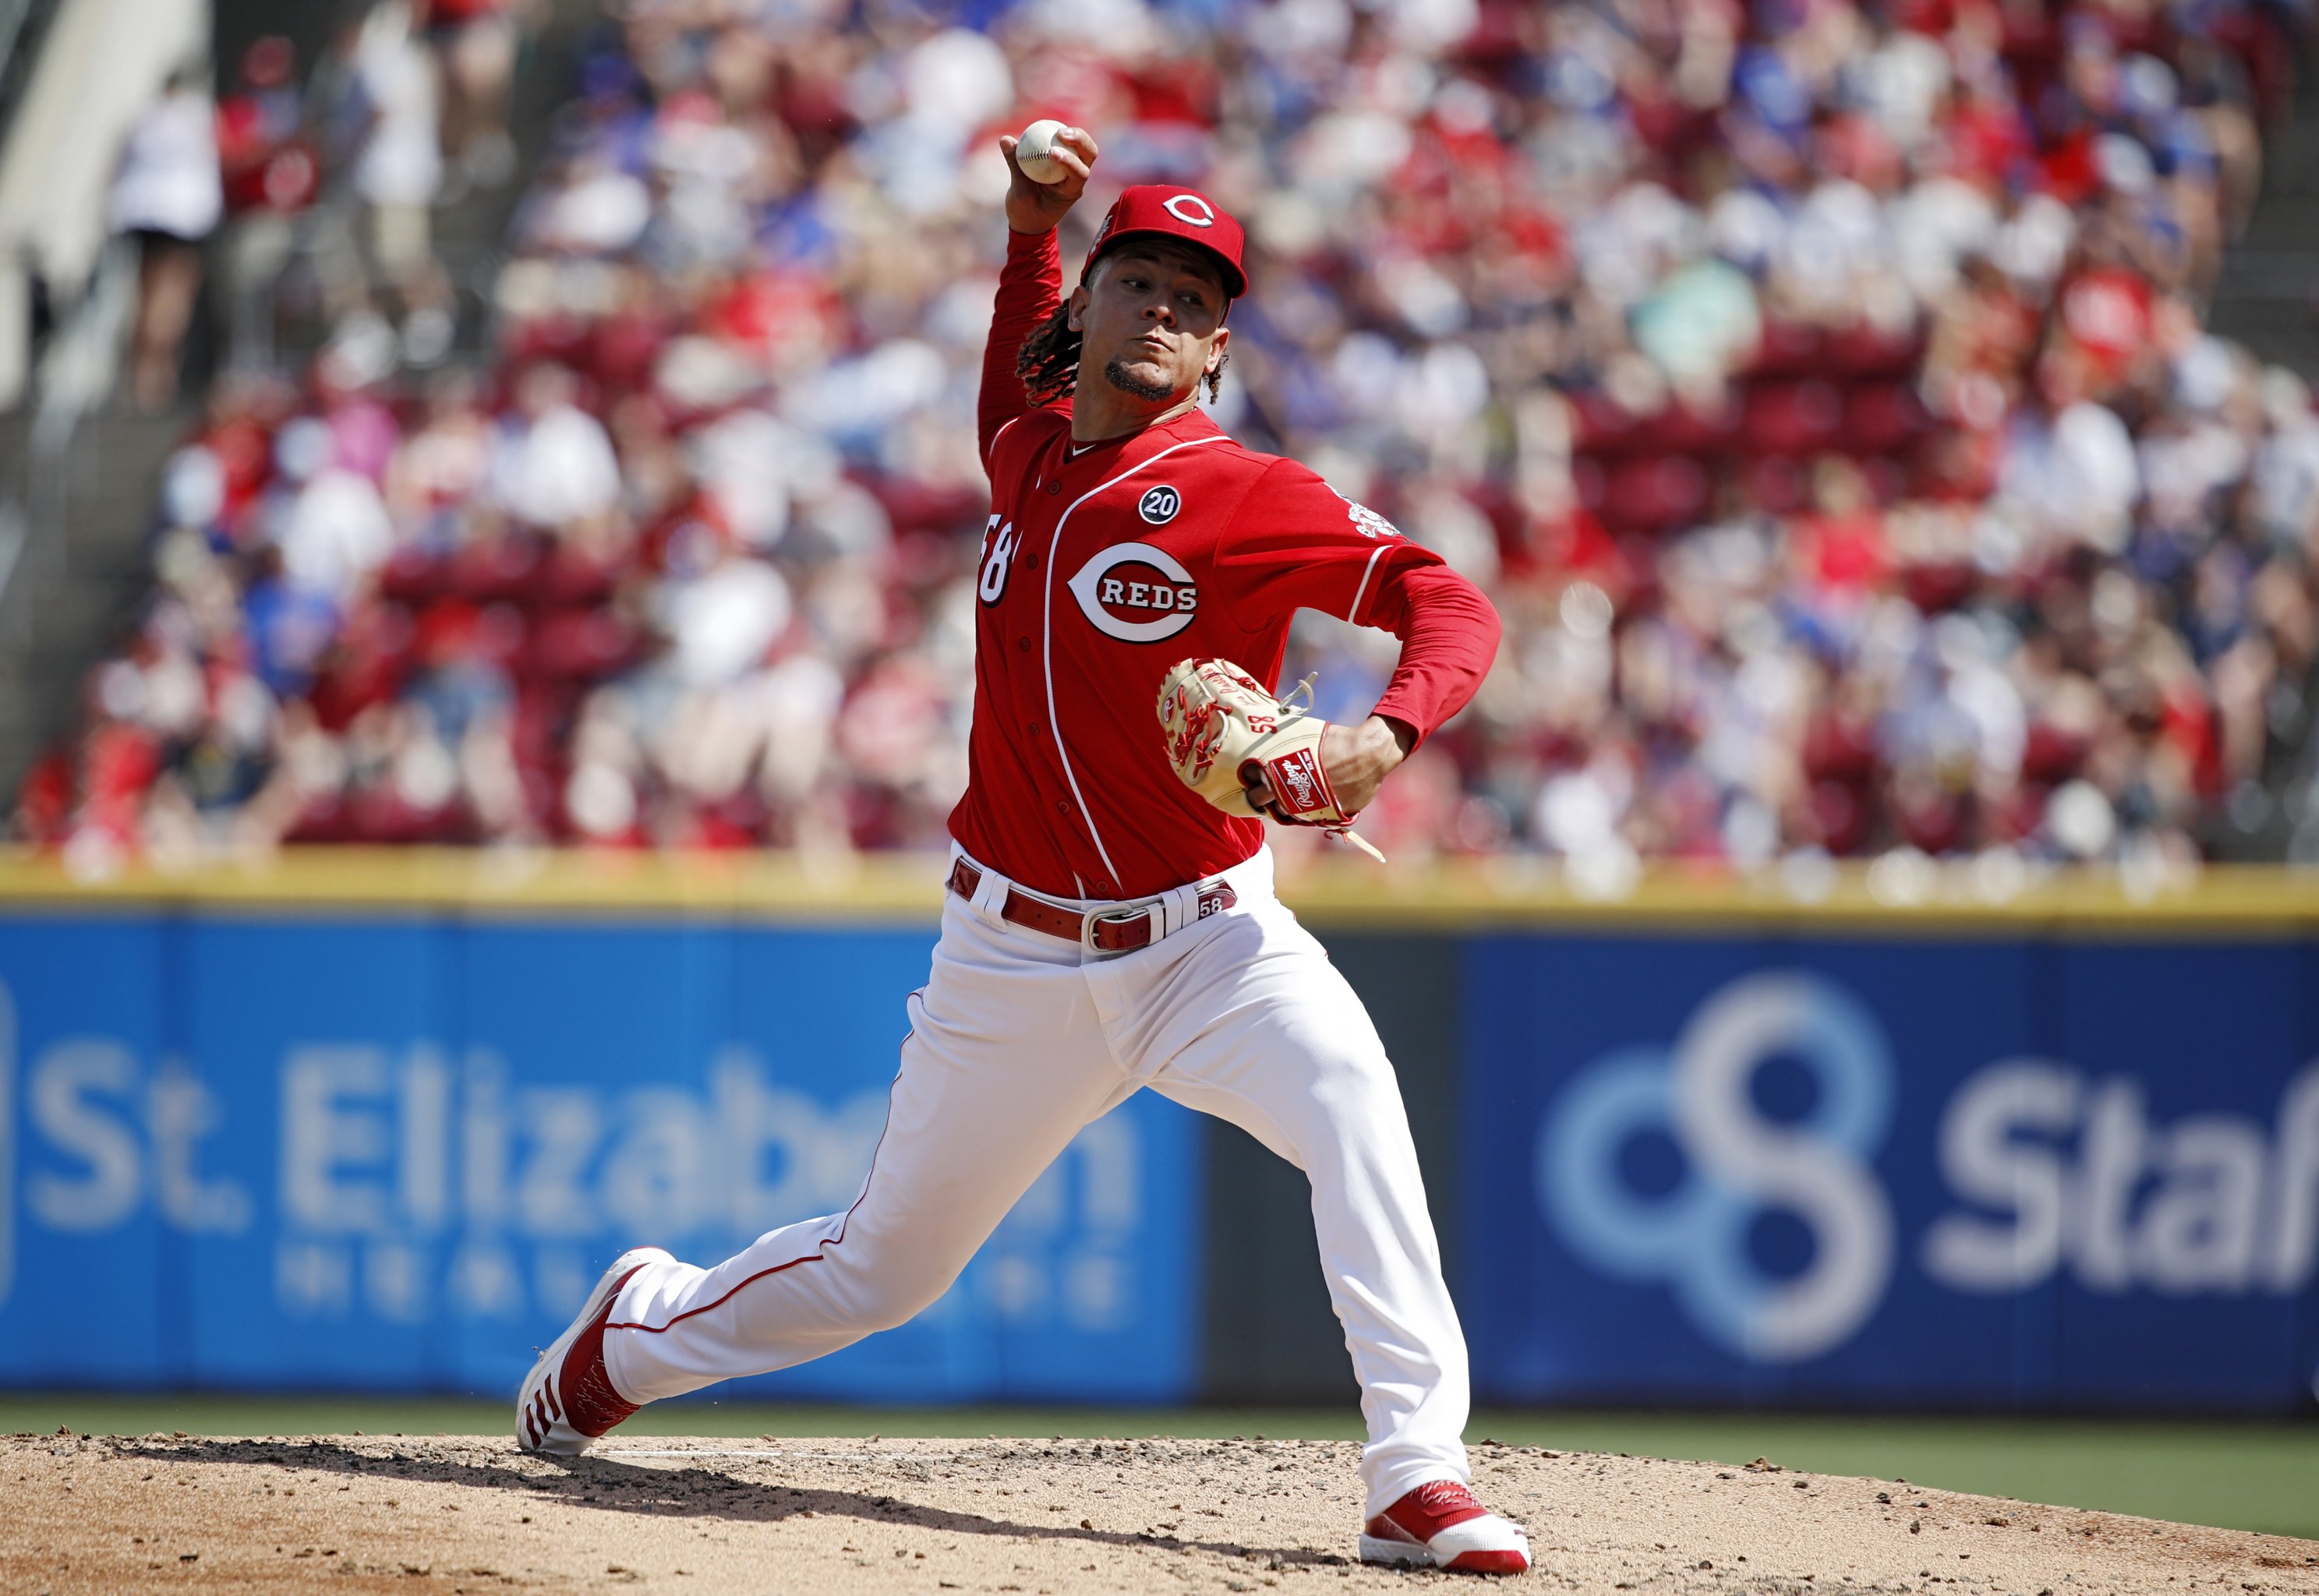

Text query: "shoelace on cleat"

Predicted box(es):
[1412, 1481, 1483, 1513]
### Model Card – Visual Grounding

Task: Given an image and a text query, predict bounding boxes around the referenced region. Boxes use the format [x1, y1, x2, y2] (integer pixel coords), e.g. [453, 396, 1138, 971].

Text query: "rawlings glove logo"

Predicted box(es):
[1263, 746, 1330, 817]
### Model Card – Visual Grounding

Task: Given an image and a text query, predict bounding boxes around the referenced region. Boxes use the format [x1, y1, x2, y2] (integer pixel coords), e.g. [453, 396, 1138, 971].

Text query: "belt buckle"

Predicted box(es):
[1083, 902, 1157, 958]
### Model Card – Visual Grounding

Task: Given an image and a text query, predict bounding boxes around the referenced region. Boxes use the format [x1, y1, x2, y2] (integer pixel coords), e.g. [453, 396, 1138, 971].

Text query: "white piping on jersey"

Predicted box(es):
[1346, 544, 1390, 623]
[985, 413, 1028, 466]
[1040, 433, 1232, 890]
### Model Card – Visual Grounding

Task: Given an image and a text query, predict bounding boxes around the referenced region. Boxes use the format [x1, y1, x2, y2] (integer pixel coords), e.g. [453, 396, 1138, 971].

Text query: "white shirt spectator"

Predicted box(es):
[2250, 376, 2319, 546]
[1991, 194, 2077, 290]
[692, 408, 800, 550]
[666, 556, 793, 687]
[352, 5, 442, 208]
[109, 87, 223, 241]
[281, 469, 395, 600]
[1776, 180, 1889, 313]
[1706, 186, 1786, 274]
[2001, 401, 2141, 554]
[1847, 30, 1950, 150]
[903, 29, 1013, 132]
[536, 163, 653, 256]
[1575, 182, 1699, 310]
[1888, 177, 1997, 305]
[498, 403, 621, 528]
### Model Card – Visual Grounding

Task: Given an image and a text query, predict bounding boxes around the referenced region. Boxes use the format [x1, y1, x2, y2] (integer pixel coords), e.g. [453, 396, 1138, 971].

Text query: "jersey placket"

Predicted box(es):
[998, 436, 1093, 885]
[1038, 431, 1232, 898]
[1037, 434, 1130, 895]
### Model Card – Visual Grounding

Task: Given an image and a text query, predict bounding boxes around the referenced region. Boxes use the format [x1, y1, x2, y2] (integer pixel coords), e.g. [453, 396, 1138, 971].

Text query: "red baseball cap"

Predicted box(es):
[1082, 185, 1248, 301]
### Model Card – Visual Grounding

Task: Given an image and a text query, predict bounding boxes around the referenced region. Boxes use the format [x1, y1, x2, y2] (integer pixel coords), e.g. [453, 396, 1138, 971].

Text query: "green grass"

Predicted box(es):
[5, 1396, 2314, 1542]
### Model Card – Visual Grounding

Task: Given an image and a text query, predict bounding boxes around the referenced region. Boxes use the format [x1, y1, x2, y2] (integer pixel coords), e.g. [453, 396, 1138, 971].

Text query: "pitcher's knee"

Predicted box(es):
[1305, 1041, 1406, 1122]
[834, 1254, 958, 1333]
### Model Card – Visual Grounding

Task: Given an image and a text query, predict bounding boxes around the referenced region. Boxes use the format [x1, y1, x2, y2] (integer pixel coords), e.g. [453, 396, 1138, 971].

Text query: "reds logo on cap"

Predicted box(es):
[1083, 185, 1247, 299]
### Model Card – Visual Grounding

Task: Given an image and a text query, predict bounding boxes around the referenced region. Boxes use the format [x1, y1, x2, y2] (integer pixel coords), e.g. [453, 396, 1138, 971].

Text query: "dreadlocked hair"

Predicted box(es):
[1016, 302, 1230, 405]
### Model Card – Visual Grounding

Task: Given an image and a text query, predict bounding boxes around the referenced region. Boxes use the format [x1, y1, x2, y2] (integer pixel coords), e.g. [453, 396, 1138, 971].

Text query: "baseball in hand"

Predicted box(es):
[1014, 119, 1070, 184]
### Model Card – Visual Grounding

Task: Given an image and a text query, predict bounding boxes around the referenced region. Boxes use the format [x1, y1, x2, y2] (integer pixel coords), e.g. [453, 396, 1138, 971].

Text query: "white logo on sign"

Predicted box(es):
[1067, 541, 1200, 642]
[1138, 486, 1181, 524]
[1162, 195, 1216, 228]
[1538, 973, 1896, 1362]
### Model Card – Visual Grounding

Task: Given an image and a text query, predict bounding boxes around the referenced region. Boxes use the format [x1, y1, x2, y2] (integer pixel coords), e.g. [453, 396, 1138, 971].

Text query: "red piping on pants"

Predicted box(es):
[603, 1012, 917, 1336]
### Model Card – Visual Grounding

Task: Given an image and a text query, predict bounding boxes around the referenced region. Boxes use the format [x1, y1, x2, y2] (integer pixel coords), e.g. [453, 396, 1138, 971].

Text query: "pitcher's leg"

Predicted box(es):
[1138, 907, 1469, 1519]
[603, 909, 1125, 1404]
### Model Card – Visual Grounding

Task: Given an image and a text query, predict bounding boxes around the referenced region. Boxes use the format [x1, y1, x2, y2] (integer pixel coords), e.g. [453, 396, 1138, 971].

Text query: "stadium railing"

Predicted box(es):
[0, 846, 2314, 929]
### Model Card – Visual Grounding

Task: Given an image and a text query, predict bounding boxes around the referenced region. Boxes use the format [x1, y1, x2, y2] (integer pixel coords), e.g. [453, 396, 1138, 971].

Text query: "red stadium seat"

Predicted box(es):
[1601, 454, 1710, 533]
[1742, 380, 1844, 456]
[1842, 383, 1929, 455]
[447, 534, 545, 604]
[378, 546, 446, 605]
[1826, 322, 1925, 378]
[1569, 390, 1647, 457]
[528, 609, 643, 681]
[1745, 320, 1823, 378]
[1741, 455, 1809, 514]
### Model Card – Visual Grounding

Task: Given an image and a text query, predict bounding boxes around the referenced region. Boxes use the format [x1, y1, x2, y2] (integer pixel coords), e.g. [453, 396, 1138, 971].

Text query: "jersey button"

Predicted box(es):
[1055, 800, 1069, 814]
[1047, 482, 1061, 495]
[1016, 636, 1030, 651]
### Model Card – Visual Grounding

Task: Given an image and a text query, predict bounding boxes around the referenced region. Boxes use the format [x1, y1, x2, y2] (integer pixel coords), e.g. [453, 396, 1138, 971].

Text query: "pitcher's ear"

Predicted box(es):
[1066, 284, 1090, 334]
[1205, 325, 1230, 374]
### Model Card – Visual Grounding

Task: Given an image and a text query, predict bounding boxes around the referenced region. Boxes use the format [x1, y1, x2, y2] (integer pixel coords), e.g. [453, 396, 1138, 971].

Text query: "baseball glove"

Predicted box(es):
[1155, 658, 1387, 861]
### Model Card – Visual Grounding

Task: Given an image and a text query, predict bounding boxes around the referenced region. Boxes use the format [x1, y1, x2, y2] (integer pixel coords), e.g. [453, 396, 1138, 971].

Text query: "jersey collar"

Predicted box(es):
[1063, 405, 1223, 464]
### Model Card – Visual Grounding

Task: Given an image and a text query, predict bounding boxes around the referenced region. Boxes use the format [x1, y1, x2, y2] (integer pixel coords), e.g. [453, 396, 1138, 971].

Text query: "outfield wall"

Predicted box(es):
[0, 851, 2313, 1413]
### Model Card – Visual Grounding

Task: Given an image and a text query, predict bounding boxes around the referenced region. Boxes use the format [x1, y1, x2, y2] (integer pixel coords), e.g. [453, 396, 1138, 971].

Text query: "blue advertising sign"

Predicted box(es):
[0, 913, 1202, 1403]
[1463, 934, 2319, 1410]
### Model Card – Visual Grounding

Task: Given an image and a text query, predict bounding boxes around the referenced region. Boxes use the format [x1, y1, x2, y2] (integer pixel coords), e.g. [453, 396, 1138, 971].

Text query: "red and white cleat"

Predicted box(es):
[514, 1246, 669, 1457]
[1360, 1480, 1531, 1574]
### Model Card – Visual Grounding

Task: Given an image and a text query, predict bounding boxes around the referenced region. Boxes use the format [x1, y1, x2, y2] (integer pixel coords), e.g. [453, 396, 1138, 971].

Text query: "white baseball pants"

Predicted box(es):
[600, 846, 1472, 1516]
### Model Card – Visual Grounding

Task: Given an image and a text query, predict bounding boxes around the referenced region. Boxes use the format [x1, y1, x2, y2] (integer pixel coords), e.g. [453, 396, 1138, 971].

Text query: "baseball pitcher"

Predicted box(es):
[516, 125, 1525, 1575]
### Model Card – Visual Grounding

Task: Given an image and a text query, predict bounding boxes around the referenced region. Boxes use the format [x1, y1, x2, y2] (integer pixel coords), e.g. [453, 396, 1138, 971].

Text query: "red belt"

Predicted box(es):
[947, 859, 1237, 954]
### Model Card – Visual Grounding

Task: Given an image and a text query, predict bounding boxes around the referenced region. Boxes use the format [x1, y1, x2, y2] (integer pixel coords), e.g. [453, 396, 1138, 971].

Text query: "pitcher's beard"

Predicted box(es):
[1102, 356, 1175, 401]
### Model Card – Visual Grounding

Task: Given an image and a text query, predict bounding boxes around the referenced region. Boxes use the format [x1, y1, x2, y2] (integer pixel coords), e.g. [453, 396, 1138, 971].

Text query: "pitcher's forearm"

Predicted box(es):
[977, 227, 1064, 461]
[1369, 564, 1502, 750]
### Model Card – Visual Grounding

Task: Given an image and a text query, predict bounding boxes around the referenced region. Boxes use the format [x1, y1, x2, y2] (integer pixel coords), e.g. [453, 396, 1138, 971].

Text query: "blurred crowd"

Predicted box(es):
[108, 0, 536, 408]
[21, 0, 2319, 878]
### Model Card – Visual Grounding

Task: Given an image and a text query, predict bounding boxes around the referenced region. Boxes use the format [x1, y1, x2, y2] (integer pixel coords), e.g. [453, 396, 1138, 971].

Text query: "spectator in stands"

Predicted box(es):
[214, 37, 321, 369]
[108, 63, 223, 412]
[423, 0, 529, 196]
[334, 1, 443, 293]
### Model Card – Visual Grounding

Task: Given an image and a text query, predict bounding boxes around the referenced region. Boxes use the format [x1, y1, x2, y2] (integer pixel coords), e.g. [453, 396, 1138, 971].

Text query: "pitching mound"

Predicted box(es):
[5, 1432, 2315, 1594]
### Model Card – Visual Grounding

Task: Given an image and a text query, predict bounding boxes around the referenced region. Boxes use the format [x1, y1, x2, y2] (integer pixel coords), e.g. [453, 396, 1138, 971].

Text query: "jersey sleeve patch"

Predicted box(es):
[1338, 492, 1404, 540]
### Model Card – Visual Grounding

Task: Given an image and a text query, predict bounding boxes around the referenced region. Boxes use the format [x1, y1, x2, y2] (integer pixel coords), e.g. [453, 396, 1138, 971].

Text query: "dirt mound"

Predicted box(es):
[5, 1432, 2315, 1594]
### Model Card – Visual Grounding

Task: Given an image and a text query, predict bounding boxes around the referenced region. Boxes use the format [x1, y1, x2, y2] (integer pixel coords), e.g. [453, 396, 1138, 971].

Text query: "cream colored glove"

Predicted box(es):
[1154, 657, 1385, 860]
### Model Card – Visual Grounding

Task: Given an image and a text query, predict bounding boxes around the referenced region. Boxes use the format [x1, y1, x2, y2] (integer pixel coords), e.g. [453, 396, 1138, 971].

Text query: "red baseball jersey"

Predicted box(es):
[949, 228, 1500, 900]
